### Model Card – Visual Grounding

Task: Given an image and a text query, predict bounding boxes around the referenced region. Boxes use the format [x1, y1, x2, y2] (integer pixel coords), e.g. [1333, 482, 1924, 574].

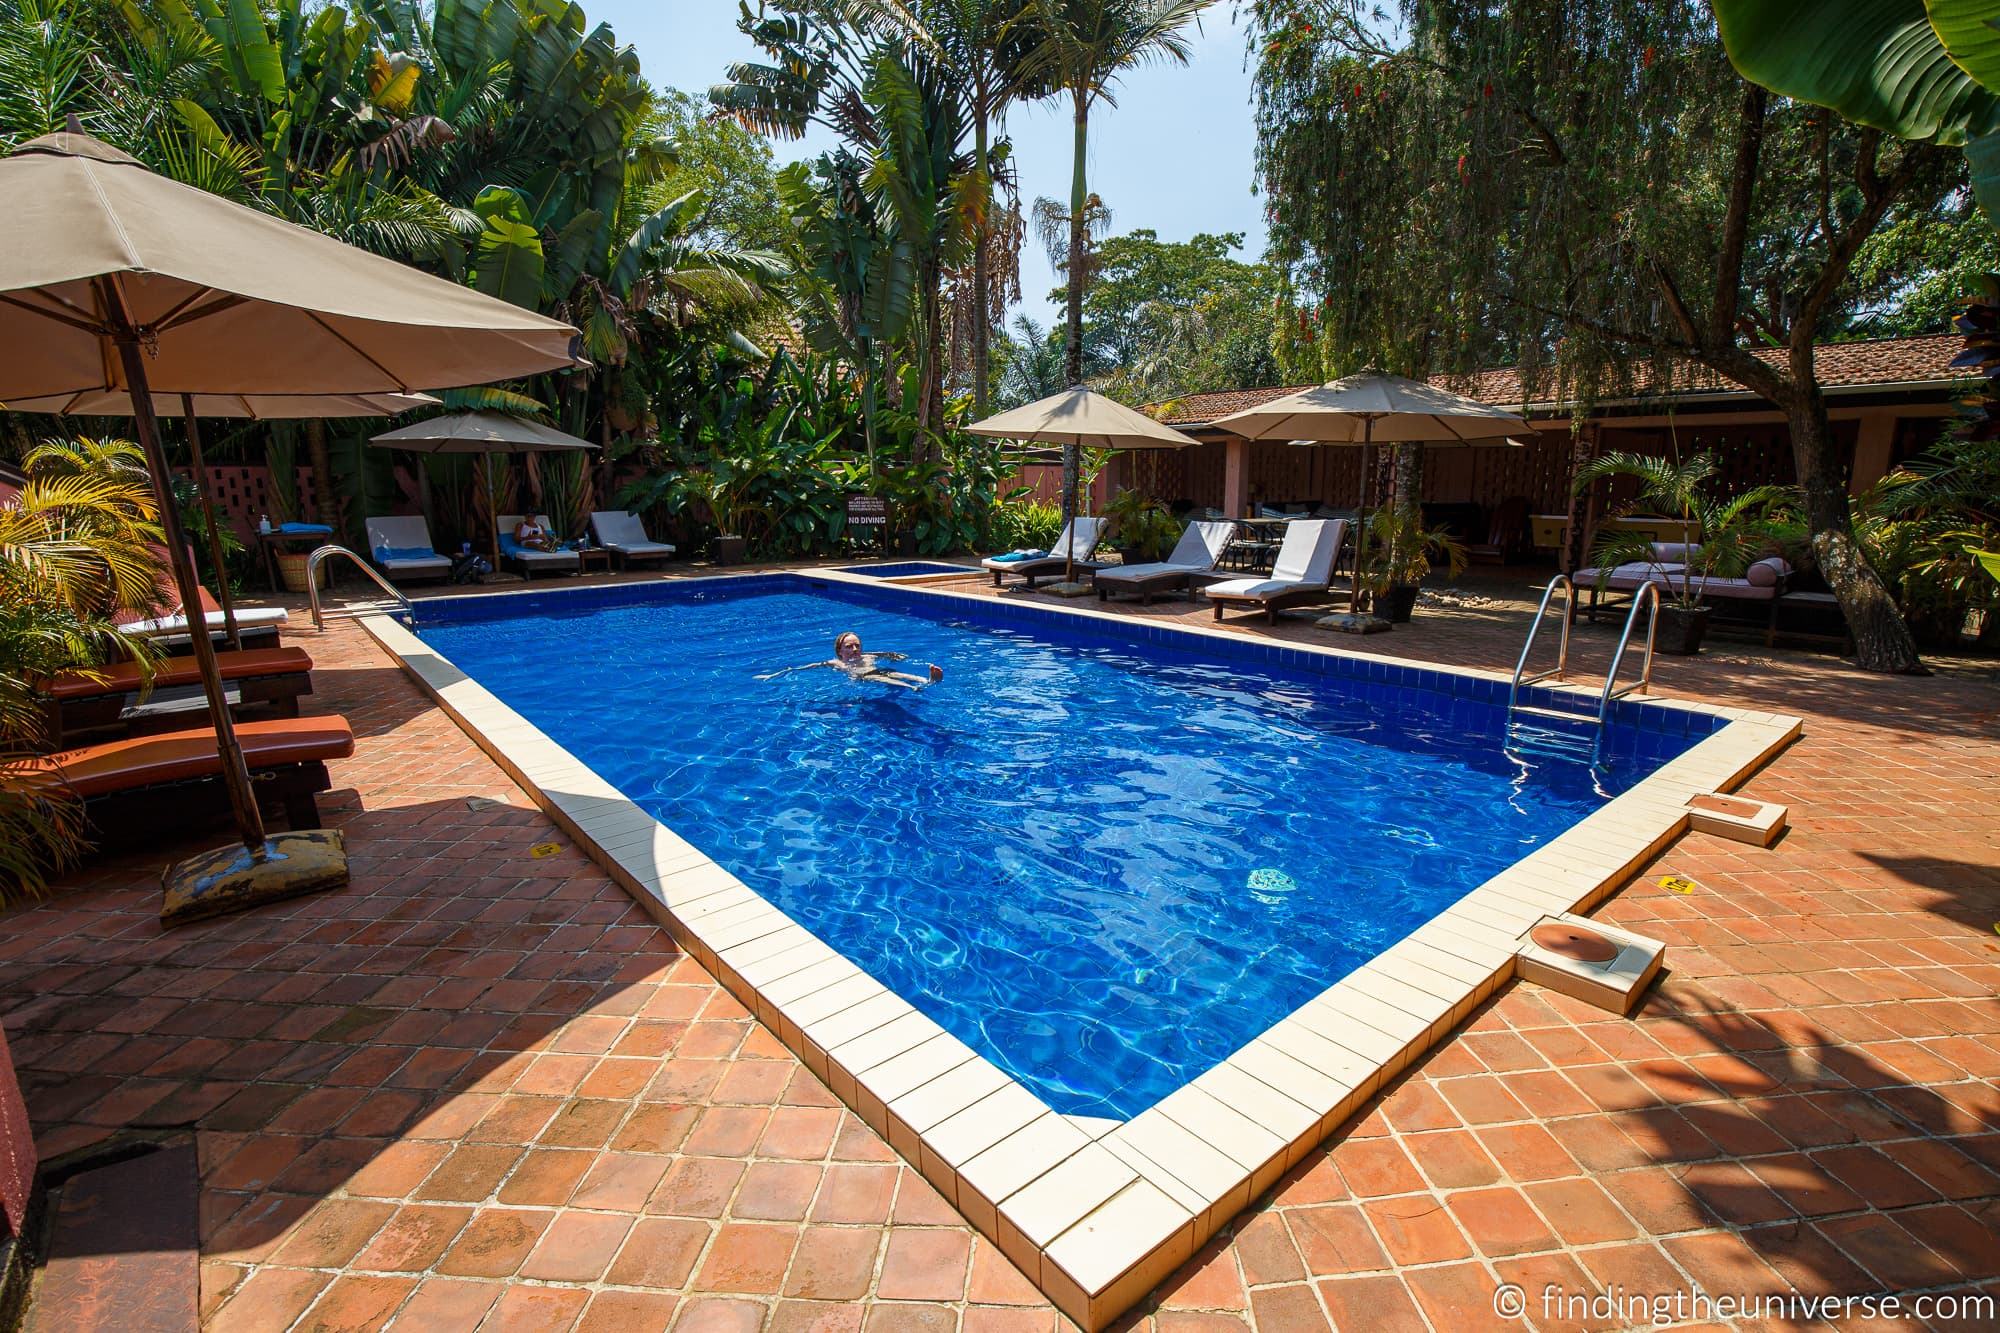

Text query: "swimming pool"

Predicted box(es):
[412, 574, 1717, 1119]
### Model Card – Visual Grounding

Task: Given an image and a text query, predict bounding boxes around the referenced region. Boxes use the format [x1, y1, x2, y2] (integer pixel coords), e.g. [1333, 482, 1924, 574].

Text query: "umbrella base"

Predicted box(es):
[161, 830, 349, 927]
[1318, 612, 1392, 635]
[1041, 580, 1096, 598]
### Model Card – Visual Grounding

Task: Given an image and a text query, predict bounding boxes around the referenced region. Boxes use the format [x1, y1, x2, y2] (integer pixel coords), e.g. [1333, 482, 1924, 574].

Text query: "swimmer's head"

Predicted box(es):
[834, 632, 863, 662]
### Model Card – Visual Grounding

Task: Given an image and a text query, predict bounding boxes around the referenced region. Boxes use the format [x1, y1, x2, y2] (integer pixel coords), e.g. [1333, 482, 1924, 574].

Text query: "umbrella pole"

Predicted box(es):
[181, 396, 242, 652]
[487, 456, 503, 571]
[114, 333, 267, 859]
[1353, 419, 1374, 616]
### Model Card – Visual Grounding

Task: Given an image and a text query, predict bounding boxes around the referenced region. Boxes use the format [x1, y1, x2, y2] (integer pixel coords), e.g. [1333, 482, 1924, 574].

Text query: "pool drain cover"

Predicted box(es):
[1530, 922, 1619, 964]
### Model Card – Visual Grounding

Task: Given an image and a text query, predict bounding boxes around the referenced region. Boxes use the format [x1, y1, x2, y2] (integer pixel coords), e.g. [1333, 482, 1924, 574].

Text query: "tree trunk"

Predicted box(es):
[305, 417, 337, 531]
[1061, 94, 1090, 528]
[1392, 443, 1423, 509]
[972, 104, 992, 421]
[1782, 391, 1924, 672]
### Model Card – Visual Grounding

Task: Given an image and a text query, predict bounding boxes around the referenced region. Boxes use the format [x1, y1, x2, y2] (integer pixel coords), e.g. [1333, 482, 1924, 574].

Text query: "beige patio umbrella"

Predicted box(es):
[370, 412, 598, 568]
[13, 390, 437, 650]
[0, 128, 582, 905]
[968, 387, 1197, 593]
[1214, 371, 1527, 631]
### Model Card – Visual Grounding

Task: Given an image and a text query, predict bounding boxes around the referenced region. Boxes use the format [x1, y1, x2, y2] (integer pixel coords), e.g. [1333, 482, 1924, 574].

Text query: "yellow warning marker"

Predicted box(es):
[530, 841, 562, 859]
[1659, 874, 1698, 895]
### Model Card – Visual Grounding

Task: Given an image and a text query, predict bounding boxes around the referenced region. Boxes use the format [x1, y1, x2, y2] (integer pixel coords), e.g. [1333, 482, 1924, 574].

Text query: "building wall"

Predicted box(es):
[1126, 404, 1948, 523]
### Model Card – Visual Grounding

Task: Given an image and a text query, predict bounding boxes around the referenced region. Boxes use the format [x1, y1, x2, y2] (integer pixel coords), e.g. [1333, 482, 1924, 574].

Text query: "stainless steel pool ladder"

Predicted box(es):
[1507, 575, 1576, 719]
[1507, 575, 1660, 757]
[1590, 580, 1661, 759]
[305, 544, 412, 630]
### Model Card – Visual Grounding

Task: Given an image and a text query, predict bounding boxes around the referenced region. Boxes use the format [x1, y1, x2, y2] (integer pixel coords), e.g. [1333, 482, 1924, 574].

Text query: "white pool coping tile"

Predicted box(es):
[358, 577, 1799, 1331]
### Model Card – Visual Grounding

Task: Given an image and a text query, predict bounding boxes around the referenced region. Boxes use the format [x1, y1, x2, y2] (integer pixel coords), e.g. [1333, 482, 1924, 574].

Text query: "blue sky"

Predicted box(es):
[591, 1, 1268, 328]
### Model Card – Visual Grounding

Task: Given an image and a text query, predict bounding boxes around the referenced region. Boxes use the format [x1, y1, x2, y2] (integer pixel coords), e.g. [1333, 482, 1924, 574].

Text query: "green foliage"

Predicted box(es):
[987, 496, 1064, 550]
[1, 442, 165, 902]
[1574, 452, 1798, 610]
[651, 87, 793, 253]
[1056, 229, 1283, 399]
[1102, 487, 1180, 561]
[1712, 0, 2000, 223]
[1362, 503, 1467, 591]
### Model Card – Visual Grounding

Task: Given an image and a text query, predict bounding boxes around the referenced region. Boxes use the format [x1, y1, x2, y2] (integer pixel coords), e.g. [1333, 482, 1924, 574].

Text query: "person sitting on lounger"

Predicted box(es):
[514, 516, 555, 552]
[761, 631, 944, 690]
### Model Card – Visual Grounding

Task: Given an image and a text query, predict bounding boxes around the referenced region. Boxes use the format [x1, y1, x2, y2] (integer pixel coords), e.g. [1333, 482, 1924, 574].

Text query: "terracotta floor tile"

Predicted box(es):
[436, 1207, 554, 1279]
[735, 1161, 825, 1222]
[1444, 1186, 1560, 1257]
[293, 1274, 416, 1332]
[1521, 1177, 1639, 1246]
[786, 1226, 882, 1301]
[875, 1227, 971, 1302]
[1314, 1274, 1425, 1333]
[518, 1209, 634, 1283]
[811, 1163, 899, 1225]
[1230, 1209, 1305, 1285]
[1404, 1129, 1502, 1189]
[1245, 1283, 1330, 1333]
[650, 1156, 747, 1219]
[388, 1277, 500, 1332]
[1285, 1203, 1390, 1276]
[695, 1221, 802, 1296]
[575, 1289, 678, 1333]
[267, 1198, 396, 1269]
[350, 1202, 470, 1271]
[479, 1283, 590, 1333]
[604, 1215, 710, 1289]
[1361, 1194, 1472, 1266]
[208, 1266, 330, 1333]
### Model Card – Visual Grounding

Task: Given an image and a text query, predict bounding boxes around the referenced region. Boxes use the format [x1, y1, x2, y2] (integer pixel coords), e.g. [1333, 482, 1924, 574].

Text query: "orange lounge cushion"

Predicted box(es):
[44, 648, 314, 702]
[16, 716, 355, 799]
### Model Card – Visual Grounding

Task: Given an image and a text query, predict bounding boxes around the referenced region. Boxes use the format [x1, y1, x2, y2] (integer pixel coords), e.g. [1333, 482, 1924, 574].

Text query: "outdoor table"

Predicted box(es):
[255, 527, 335, 592]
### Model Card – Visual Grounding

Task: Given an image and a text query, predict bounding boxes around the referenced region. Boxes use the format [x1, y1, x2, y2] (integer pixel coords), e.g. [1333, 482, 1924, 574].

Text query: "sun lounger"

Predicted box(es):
[1576, 544, 1793, 644]
[117, 584, 286, 651]
[366, 515, 453, 583]
[1201, 518, 1347, 624]
[12, 714, 354, 842]
[497, 513, 581, 577]
[39, 647, 314, 745]
[981, 516, 1107, 589]
[589, 510, 677, 567]
[1094, 521, 1237, 604]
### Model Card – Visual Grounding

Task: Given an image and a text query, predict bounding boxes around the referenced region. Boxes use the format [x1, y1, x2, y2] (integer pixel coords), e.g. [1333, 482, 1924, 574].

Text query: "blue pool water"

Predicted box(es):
[415, 577, 1711, 1118]
[835, 561, 972, 578]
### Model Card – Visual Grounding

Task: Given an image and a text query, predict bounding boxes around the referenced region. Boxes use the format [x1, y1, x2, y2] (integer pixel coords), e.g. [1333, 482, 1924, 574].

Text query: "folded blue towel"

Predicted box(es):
[375, 545, 440, 562]
[500, 535, 573, 557]
[278, 522, 333, 534]
[990, 548, 1046, 563]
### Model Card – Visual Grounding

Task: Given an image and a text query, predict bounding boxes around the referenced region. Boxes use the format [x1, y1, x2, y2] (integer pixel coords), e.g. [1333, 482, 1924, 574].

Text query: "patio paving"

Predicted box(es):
[3, 564, 1996, 1331]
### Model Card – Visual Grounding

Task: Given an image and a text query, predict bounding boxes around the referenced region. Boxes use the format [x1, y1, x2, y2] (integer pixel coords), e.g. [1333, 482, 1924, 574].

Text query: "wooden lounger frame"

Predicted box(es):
[48, 666, 311, 746]
[83, 760, 335, 847]
[1208, 584, 1335, 625]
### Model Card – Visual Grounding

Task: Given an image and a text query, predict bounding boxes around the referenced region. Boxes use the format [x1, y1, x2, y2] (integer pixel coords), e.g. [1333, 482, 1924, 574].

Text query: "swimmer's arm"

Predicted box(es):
[755, 661, 830, 681]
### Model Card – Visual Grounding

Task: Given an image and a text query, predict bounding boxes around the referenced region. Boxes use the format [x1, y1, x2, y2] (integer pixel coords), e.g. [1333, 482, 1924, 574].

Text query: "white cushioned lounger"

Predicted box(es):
[498, 514, 581, 575]
[589, 510, 676, 565]
[1201, 518, 1346, 622]
[365, 514, 452, 581]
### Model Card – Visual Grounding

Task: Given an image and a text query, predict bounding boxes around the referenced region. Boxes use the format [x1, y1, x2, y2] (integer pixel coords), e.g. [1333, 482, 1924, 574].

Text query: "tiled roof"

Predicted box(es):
[1150, 334, 1965, 426]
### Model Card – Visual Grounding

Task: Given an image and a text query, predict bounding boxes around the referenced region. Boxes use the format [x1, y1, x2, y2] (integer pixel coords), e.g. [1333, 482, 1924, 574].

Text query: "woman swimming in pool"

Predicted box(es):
[761, 631, 944, 691]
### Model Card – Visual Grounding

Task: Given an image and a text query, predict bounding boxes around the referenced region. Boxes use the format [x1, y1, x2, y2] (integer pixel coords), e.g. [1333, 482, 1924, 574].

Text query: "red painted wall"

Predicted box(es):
[0, 1026, 33, 1236]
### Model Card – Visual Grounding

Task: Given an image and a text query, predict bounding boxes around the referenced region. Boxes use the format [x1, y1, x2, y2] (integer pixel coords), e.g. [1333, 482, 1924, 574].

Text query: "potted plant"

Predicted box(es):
[1574, 452, 1794, 654]
[1362, 504, 1468, 622]
[1103, 488, 1182, 564]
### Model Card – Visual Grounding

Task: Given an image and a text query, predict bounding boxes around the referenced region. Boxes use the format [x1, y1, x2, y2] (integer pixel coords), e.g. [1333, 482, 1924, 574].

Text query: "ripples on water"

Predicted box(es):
[422, 587, 1688, 1117]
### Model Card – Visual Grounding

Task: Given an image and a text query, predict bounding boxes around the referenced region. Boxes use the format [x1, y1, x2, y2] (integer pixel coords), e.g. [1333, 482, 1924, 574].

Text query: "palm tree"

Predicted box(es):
[854, 1, 1044, 417]
[1, 441, 166, 901]
[1019, 0, 1213, 520]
